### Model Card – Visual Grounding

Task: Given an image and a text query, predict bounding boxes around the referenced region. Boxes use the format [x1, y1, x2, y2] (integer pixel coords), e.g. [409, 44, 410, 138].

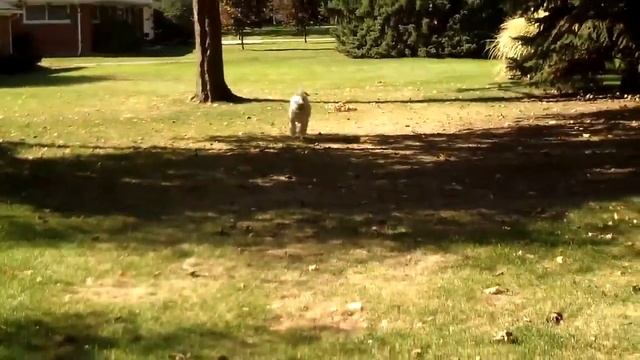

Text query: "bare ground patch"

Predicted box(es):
[267, 251, 457, 332]
[71, 258, 234, 304]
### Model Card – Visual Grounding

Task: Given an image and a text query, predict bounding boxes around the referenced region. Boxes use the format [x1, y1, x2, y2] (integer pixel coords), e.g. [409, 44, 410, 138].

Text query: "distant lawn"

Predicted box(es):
[1, 42, 639, 359]
[222, 25, 334, 40]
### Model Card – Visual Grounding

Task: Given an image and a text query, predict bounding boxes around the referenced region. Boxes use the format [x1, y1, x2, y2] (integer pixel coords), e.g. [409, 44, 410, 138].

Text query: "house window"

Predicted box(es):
[24, 4, 71, 23]
[92, 6, 101, 23]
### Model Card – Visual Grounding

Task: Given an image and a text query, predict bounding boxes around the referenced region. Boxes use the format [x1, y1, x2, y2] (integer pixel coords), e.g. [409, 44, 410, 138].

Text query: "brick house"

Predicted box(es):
[0, 0, 154, 57]
[0, 0, 21, 55]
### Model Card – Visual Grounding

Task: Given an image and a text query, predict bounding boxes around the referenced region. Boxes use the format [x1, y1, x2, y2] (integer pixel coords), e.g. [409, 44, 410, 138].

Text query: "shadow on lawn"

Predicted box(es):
[0, 66, 114, 88]
[0, 312, 323, 359]
[0, 106, 639, 249]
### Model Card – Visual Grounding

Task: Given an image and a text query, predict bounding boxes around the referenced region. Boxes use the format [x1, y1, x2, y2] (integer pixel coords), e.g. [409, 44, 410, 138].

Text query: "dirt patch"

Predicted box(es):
[269, 297, 367, 333]
[72, 276, 220, 304]
[73, 278, 160, 304]
[382, 252, 457, 273]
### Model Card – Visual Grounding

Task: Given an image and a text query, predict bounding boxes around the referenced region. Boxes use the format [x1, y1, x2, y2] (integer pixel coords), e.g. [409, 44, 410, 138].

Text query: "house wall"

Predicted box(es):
[0, 16, 11, 55]
[11, 4, 150, 57]
[11, 5, 83, 56]
[78, 4, 93, 54]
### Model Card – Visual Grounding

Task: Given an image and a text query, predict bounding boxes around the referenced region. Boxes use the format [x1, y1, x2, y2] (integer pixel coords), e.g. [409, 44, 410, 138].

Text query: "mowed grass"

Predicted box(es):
[1, 41, 639, 359]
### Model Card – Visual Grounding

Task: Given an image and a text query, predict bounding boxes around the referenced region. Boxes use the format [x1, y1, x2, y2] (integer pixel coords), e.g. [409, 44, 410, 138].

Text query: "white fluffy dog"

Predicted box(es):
[288, 90, 311, 137]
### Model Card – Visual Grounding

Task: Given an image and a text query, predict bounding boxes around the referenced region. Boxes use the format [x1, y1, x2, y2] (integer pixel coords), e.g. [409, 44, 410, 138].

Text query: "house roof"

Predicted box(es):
[0, 0, 21, 14]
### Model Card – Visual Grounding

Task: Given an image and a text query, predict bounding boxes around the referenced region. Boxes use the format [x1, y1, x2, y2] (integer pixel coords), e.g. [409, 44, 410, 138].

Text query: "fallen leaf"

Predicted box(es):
[345, 301, 363, 314]
[169, 352, 191, 360]
[555, 256, 565, 264]
[308, 264, 318, 272]
[494, 270, 505, 276]
[547, 312, 564, 325]
[483, 286, 508, 295]
[181, 257, 201, 272]
[188, 270, 209, 278]
[492, 330, 517, 344]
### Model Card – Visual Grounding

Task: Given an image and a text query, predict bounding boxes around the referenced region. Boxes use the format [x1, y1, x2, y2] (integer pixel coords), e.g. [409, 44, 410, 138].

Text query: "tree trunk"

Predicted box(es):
[240, 30, 245, 50]
[620, 60, 640, 94]
[303, 24, 307, 43]
[193, 0, 238, 103]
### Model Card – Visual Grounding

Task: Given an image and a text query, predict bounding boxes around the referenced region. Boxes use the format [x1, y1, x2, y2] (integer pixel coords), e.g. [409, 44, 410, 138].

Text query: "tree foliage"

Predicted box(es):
[222, 0, 269, 49]
[331, 0, 506, 58]
[516, 0, 640, 92]
[273, 0, 322, 42]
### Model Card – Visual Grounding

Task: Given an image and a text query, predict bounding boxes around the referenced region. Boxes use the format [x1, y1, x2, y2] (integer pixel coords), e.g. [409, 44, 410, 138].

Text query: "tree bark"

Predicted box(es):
[193, 0, 239, 103]
[303, 24, 307, 43]
[240, 30, 245, 50]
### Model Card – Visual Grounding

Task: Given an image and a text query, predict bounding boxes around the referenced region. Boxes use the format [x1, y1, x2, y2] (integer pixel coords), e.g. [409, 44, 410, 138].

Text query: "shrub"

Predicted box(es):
[153, 0, 194, 44]
[93, 19, 144, 53]
[0, 33, 42, 74]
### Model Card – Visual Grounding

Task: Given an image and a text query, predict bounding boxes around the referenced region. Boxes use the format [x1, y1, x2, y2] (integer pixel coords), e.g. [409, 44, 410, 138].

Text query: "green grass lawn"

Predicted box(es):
[222, 25, 334, 41]
[1, 42, 639, 359]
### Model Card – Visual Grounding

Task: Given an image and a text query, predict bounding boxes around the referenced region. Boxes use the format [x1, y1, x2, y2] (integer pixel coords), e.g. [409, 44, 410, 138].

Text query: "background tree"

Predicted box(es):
[222, 0, 268, 49]
[331, 0, 505, 59]
[274, 0, 321, 42]
[193, 0, 238, 102]
[154, 0, 195, 43]
[515, 0, 640, 93]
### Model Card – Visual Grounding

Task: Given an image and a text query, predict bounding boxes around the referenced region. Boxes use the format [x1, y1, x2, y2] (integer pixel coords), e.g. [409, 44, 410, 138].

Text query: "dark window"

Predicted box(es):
[47, 5, 70, 21]
[24, 5, 46, 21]
[24, 4, 70, 22]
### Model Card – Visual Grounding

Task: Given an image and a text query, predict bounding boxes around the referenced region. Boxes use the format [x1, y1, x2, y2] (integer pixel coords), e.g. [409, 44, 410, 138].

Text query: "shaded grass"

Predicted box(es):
[1, 42, 639, 359]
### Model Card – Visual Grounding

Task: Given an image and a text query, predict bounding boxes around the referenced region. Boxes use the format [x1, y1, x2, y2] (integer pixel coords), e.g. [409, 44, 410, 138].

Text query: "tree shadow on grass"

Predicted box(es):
[0, 106, 639, 250]
[0, 312, 327, 359]
[0, 66, 114, 88]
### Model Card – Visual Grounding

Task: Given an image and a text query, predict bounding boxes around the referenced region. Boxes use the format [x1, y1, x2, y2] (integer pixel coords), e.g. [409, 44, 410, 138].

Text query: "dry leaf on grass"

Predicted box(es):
[308, 264, 318, 272]
[555, 256, 565, 264]
[345, 301, 363, 315]
[492, 330, 517, 344]
[169, 352, 191, 360]
[547, 312, 564, 325]
[188, 270, 209, 278]
[181, 257, 201, 272]
[325, 102, 357, 113]
[483, 286, 508, 295]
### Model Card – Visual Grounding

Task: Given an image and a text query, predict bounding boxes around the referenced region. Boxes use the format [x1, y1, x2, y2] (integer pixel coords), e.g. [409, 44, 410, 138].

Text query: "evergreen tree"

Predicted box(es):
[332, 0, 505, 59]
[518, 0, 640, 92]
